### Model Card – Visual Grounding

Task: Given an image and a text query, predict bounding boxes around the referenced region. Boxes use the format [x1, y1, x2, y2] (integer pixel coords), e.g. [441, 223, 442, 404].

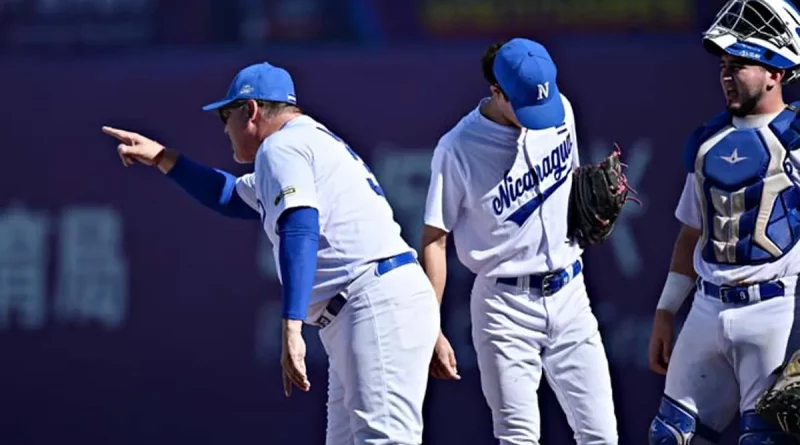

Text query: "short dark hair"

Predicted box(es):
[481, 40, 509, 96]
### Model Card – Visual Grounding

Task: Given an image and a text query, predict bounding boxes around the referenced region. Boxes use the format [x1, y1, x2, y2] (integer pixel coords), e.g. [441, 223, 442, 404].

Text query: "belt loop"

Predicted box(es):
[748, 283, 761, 304]
[520, 275, 530, 293]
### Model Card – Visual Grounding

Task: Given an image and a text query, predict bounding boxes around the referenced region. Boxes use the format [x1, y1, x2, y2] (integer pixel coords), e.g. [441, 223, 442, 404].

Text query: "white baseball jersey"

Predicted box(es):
[675, 110, 800, 284]
[232, 115, 412, 309]
[236, 118, 438, 445]
[424, 96, 581, 278]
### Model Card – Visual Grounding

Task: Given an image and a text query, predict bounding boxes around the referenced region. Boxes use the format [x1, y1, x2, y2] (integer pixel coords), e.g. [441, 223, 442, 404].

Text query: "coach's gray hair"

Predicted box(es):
[256, 100, 302, 120]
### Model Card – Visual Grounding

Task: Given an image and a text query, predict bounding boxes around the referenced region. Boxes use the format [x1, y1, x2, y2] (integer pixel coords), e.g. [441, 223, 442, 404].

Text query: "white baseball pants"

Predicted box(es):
[470, 273, 619, 445]
[317, 262, 439, 445]
[663, 290, 800, 443]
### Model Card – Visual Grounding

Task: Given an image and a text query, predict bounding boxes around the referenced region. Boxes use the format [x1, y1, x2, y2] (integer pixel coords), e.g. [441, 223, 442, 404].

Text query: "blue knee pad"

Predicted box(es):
[649, 397, 721, 444]
[740, 410, 800, 445]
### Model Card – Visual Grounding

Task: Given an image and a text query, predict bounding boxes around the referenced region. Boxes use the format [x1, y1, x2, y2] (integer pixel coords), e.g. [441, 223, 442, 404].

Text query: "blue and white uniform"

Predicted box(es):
[166, 62, 440, 445]
[649, 1, 800, 443]
[651, 106, 800, 445]
[423, 38, 619, 445]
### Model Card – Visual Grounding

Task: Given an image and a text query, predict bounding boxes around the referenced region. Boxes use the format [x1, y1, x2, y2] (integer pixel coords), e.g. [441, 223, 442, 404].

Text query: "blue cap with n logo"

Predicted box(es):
[202, 62, 297, 111]
[493, 38, 565, 130]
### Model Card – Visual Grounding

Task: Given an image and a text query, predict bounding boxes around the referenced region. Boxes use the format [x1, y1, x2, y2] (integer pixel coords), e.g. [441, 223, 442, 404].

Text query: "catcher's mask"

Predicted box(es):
[703, 0, 800, 84]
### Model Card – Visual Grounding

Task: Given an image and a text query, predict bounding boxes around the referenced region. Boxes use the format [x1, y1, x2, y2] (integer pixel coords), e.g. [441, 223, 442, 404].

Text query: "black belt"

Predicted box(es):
[315, 251, 417, 327]
[496, 259, 582, 296]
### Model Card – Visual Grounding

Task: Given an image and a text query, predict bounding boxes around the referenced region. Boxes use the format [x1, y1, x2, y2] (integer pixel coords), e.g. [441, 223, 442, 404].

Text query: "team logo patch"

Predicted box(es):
[274, 186, 296, 206]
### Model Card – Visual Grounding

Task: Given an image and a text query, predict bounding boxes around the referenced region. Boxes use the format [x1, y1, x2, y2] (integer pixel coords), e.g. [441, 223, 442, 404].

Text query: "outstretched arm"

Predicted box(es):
[160, 150, 260, 220]
[101, 125, 260, 220]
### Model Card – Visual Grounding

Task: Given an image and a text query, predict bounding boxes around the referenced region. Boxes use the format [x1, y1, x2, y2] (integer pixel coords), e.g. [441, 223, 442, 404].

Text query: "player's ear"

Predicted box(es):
[766, 68, 784, 90]
[246, 99, 258, 122]
[489, 85, 505, 101]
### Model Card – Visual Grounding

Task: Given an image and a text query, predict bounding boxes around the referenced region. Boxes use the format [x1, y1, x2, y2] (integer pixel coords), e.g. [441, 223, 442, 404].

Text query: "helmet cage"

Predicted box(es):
[703, 0, 800, 83]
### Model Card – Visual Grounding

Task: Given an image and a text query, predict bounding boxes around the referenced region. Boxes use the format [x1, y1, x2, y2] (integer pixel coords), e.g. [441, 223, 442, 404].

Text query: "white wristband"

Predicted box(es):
[656, 272, 695, 313]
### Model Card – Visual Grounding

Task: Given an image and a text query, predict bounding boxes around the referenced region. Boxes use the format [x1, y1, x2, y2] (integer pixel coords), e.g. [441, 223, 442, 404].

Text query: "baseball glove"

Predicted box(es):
[756, 349, 800, 435]
[567, 143, 639, 248]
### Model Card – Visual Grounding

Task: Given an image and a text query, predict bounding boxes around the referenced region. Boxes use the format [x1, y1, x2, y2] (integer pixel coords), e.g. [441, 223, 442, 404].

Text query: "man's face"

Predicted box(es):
[720, 54, 773, 116]
[219, 100, 260, 164]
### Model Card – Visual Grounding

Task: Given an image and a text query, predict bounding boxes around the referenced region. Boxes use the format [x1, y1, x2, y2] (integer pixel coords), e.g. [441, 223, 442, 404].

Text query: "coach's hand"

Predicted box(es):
[648, 309, 675, 376]
[430, 332, 460, 380]
[101, 126, 178, 173]
[281, 319, 311, 396]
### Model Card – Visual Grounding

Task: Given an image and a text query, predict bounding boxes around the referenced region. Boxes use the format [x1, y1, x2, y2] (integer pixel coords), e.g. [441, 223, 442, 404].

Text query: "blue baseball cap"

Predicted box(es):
[493, 38, 565, 130]
[202, 62, 297, 111]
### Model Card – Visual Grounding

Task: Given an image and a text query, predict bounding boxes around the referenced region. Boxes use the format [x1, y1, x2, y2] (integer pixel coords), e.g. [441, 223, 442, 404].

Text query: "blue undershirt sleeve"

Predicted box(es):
[277, 206, 320, 320]
[166, 154, 260, 220]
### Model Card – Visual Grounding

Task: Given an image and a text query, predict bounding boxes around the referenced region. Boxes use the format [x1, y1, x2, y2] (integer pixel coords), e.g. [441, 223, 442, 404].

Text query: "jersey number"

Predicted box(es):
[317, 127, 385, 197]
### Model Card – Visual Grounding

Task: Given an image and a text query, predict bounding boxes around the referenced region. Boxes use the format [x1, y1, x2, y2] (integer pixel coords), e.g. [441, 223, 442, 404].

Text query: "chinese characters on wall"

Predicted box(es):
[0, 204, 129, 331]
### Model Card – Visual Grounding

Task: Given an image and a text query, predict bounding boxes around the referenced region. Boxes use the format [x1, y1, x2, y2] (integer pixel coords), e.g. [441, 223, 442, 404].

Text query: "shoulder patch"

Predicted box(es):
[274, 186, 297, 206]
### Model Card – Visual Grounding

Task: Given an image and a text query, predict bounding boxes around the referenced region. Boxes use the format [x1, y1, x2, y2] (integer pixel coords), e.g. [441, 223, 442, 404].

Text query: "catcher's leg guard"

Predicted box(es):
[649, 397, 697, 445]
[740, 410, 800, 445]
[649, 397, 722, 444]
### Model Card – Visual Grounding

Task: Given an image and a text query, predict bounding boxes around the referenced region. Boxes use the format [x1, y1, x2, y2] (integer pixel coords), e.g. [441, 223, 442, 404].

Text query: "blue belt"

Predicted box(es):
[496, 259, 582, 296]
[315, 251, 417, 327]
[699, 278, 788, 304]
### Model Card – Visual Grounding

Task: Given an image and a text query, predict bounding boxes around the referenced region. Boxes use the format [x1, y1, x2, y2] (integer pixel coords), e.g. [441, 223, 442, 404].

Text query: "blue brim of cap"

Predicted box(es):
[201, 98, 236, 111]
[513, 95, 566, 130]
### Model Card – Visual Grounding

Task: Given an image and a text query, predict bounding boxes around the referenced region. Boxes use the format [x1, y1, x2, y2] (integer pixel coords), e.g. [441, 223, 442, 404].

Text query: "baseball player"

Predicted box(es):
[646, 1, 800, 443]
[421, 38, 620, 444]
[102, 62, 440, 445]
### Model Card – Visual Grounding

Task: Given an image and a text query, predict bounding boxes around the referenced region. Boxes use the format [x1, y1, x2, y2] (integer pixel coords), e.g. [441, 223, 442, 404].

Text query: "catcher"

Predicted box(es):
[647, 0, 800, 444]
[419, 37, 635, 444]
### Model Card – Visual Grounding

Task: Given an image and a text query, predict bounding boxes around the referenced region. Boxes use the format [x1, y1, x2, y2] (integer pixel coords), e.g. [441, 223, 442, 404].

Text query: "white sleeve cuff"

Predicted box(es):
[656, 272, 695, 313]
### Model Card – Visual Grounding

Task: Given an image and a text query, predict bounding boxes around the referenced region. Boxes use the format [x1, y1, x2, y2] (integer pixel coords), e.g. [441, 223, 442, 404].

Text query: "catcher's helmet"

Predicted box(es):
[703, 0, 800, 84]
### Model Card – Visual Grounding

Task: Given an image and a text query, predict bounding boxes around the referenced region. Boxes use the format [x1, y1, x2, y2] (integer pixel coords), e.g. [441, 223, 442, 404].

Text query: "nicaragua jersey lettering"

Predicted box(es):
[424, 96, 582, 279]
[233, 115, 412, 311]
[493, 135, 574, 225]
[676, 103, 800, 284]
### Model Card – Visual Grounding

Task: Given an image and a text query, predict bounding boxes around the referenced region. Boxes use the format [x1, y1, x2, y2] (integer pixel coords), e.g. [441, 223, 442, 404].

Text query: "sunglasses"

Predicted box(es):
[217, 101, 248, 124]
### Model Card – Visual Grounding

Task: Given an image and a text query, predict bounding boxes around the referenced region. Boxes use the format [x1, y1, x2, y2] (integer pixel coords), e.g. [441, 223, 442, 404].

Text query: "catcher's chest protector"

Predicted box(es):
[687, 103, 800, 266]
